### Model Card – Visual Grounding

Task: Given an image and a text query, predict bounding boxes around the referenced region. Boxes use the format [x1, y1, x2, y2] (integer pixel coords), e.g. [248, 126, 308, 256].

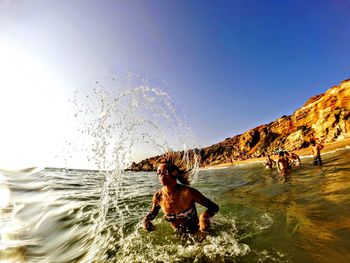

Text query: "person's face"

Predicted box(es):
[157, 163, 176, 186]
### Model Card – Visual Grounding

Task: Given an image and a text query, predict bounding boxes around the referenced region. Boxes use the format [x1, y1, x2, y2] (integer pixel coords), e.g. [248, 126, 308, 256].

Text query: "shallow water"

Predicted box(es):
[1, 149, 350, 262]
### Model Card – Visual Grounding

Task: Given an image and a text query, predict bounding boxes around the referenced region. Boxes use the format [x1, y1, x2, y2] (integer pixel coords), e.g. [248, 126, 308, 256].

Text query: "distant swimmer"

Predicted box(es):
[143, 152, 219, 234]
[290, 152, 301, 166]
[263, 154, 276, 169]
[277, 151, 289, 176]
[285, 151, 301, 167]
[310, 139, 324, 166]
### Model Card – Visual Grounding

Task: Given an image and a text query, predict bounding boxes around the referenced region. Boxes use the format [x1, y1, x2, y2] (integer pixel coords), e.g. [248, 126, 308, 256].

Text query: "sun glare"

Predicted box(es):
[0, 42, 68, 169]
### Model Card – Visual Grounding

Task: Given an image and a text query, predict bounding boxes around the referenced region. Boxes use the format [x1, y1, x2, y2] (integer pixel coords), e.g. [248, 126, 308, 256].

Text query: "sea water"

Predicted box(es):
[2, 82, 349, 262]
[1, 148, 350, 262]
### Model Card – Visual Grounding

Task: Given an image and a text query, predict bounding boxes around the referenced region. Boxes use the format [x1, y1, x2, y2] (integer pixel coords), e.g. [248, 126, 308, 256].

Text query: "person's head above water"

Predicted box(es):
[157, 152, 192, 185]
[144, 151, 219, 234]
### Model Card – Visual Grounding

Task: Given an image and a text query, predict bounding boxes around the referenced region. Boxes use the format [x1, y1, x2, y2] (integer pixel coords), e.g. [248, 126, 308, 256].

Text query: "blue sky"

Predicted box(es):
[0, 0, 349, 168]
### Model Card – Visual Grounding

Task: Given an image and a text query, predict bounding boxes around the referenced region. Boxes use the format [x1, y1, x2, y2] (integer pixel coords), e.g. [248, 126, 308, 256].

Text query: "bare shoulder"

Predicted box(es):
[176, 185, 197, 196]
[178, 185, 203, 198]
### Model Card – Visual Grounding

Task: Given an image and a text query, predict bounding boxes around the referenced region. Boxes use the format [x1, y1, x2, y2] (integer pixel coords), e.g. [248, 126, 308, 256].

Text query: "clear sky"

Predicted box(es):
[1, 0, 349, 169]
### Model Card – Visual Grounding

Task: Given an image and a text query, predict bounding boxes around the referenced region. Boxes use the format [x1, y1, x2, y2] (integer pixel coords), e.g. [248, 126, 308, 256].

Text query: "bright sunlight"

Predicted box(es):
[0, 41, 68, 169]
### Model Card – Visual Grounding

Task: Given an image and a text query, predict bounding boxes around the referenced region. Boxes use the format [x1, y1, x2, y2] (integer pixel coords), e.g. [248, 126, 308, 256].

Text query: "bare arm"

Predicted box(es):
[143, 191, 161, 231]
[192, 188, 219, 231]
[277, 160, 282, 171]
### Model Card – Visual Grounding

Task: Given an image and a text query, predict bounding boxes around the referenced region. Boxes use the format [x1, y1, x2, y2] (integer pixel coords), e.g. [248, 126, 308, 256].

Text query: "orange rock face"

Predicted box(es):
[130, 79, 350, 170]
[199, 79, 350, 166]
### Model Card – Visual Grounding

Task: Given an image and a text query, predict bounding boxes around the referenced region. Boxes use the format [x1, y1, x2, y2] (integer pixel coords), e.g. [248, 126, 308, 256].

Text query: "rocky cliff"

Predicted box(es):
[130, 79, 350, 170]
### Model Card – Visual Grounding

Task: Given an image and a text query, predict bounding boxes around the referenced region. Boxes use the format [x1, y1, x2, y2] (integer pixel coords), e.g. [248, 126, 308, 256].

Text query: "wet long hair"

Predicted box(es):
[157, 151, 196, 185]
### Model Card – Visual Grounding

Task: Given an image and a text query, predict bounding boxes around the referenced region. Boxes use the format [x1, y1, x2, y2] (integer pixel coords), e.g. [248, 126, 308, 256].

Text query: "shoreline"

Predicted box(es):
[202, 137, 350, 169]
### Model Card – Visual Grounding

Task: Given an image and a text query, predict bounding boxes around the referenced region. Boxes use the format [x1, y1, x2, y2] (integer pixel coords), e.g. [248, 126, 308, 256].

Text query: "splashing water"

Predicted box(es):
[69, 81, 201, 261]
[2, 144, 350, 262]
[114, 216, 250, 263]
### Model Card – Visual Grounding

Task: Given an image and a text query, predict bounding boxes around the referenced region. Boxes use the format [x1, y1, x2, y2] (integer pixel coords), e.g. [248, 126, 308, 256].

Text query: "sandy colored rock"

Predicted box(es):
[130, 79, 350, 170]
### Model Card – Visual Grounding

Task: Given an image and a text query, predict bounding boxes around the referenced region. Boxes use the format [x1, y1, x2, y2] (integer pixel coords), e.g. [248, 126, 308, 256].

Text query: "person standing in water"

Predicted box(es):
[277, 151, 289, 177]
[284, 151, 301, 167]
[310, 139, 324, 165]
[290, 152, 301, 166]
[263, 154, 276, 169]
[143, 152, 219, 234]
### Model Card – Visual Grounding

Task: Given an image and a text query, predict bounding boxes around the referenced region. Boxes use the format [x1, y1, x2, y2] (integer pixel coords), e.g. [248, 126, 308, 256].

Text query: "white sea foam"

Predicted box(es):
[115, 218, 250, 263]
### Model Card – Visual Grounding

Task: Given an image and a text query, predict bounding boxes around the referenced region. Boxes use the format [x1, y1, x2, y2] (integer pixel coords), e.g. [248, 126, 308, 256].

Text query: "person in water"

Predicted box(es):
[263, 154, 276, 169]
[277, 151, 289, 176]
[284, 151, 300, 167]
[289, 152, 301, 166]
[310, 139, 324, 165]
[143, 153, 219, 234]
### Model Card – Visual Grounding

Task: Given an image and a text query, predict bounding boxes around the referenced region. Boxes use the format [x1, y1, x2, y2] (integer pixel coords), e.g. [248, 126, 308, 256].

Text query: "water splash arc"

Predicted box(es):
[71, 83, 200, 261]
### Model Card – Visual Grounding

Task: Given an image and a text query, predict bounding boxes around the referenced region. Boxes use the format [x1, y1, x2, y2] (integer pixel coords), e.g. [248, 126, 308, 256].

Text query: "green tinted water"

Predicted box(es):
[1, 149, 349, 262]
[197, 148, 350, 262]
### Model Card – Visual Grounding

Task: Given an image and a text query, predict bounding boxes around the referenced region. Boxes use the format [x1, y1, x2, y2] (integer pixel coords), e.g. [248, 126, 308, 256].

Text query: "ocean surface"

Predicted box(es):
[1, 148, 350, 263]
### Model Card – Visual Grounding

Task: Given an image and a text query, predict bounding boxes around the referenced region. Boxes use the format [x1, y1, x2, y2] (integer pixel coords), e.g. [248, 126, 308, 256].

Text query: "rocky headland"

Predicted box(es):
[130, 79, 350, 171]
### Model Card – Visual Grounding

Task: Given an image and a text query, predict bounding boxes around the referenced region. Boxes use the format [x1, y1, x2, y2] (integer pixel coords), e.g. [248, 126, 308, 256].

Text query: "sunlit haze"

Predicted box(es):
[1, 1, 349, 169]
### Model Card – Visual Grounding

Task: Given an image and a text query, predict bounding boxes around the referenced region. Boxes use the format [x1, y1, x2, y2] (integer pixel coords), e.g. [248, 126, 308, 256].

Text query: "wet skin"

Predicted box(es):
[144, 163, 219, 233]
